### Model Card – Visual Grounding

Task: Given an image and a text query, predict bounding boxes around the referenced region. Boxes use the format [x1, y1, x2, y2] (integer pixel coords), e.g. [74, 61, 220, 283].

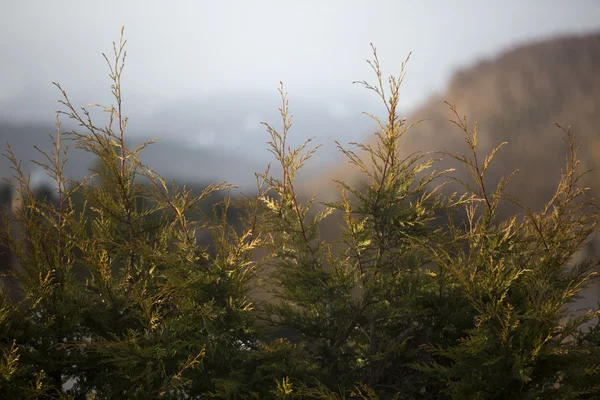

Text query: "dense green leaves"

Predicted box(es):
[0, 31, 598, 399]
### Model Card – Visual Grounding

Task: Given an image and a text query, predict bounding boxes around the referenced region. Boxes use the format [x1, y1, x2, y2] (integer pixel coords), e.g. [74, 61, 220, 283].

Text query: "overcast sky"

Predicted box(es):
[1, 1, 600, 187]
[2, 1, 599, 120]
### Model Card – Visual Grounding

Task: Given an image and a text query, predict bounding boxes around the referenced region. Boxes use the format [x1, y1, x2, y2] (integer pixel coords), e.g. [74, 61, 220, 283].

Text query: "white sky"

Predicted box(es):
[1, 0, 599, 123]
[1, 1, 599, 188]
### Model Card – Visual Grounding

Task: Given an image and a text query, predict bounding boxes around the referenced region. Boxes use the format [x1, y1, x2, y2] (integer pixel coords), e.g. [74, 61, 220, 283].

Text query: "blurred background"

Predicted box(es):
[0, 0, 599, 193]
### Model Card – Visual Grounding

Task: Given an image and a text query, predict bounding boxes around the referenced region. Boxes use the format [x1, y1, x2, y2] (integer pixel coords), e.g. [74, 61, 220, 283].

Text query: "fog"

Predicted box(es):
[1, 1, 599, 188]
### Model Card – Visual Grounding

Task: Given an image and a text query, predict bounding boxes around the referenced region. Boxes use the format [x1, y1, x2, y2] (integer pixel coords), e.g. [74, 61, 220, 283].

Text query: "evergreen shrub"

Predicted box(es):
[0, 28, 599, 400]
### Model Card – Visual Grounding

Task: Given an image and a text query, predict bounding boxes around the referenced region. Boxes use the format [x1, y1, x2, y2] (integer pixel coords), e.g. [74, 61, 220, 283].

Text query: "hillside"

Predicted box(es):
[0, 121, 263, 188]
[307, 31, 600, 217]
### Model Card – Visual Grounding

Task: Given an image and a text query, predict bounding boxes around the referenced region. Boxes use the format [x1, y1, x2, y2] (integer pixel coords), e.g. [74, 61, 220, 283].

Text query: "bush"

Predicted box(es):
[0, 28, 599, 399]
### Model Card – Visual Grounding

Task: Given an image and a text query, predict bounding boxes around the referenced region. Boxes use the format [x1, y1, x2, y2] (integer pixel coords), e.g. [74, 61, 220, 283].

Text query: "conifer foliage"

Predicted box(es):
[0, 28, 599, 399]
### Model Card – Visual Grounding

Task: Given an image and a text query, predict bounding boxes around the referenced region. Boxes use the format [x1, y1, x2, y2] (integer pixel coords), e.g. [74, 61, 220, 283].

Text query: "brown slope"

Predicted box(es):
[307, 31, 600, 216]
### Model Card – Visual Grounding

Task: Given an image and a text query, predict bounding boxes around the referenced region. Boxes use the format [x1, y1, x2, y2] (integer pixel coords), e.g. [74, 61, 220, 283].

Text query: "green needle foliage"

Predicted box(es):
[0, 28, 260, 399]
[0, 29, 599, 399]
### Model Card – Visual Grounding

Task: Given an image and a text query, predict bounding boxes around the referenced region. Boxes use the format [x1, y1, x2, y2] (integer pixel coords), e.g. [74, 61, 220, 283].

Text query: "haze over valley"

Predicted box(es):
[1, 1, 599, 196]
